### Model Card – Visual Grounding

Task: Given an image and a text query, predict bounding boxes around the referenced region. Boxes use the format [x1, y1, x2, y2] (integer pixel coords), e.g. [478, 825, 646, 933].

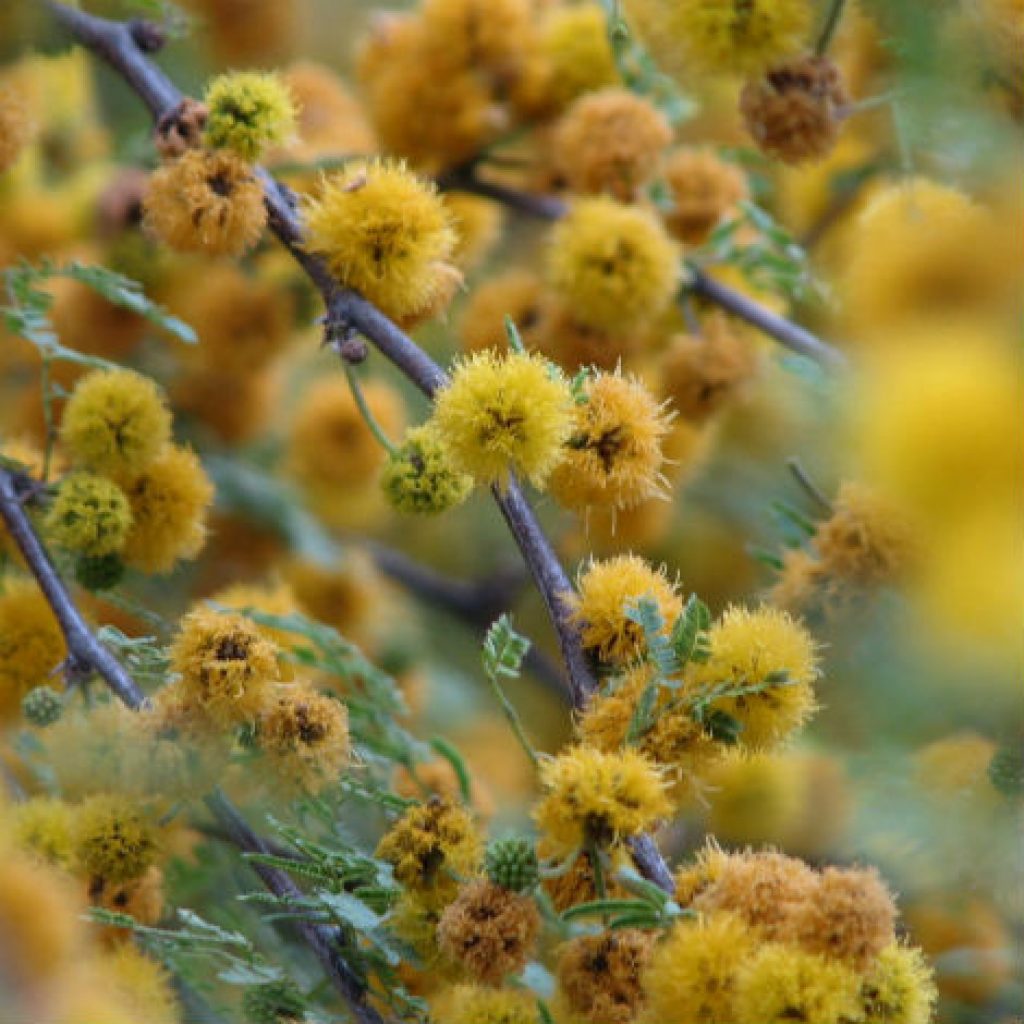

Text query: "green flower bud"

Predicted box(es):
[22, 685, 64, 727]
[485, 837, 540, 893]
[381, 425, 472, 516]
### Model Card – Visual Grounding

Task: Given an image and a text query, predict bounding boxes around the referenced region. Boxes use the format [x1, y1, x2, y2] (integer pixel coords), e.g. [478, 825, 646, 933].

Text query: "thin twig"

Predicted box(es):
[437, 168, 846, 371]
[815, 0, 849, 57]
[786, 458, 834, 517]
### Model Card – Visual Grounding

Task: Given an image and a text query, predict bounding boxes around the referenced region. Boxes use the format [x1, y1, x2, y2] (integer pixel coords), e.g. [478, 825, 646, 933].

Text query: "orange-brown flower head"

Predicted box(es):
[256, 684, 351, 796]
[170, 606, 280, 727]
[436, 878, 541, 985]
[555, 929, 655, 1024]
[663, 147, 750, 244]
[553, 88, 672, 201]
[143, 148, 266, 257]
[570, 555, 683, 667]
[551, 371, 673, 515]
[791, 866, 896, 969]
[740, 54, 849, 164]
[659, 313, 758, 424]
[458, 269, 545, 355]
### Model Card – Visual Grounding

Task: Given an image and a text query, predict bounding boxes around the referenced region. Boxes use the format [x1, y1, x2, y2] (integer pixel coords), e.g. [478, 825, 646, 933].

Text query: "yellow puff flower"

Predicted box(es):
[858, 942, 938, 1024]
[690, 605, 819, 750]
[143, 148, 266, 257]
[375, 798, 483, 911]
[577, 668, 724, 805]
[100, 944, 181, 1024]
[732, 944, 862, 1024]
[303, 159, 458, 323]
[623, 0, 813, 79]
[44, 472, 132, 558]
[550, 371, 672, 514]
[0, 576, 67, 723]
[570, 555, 683, 667]
[7, 797, 76, 869]
[381, 424, 473, 516]
[169, 606, 280, 727]
[444, 192, 503, 274]
[538, 4, 619, 110]
[533, 745, 670, 856]
[0, 84, 34, 173]
[60, 369, 171, 478]
[203, 71, 296, 161]
[705, 749, 804, 847]
[431, 983, 540, 1024]
[118, 445, 214, 574]
[643, 912, 755, 1023]
[431, 350, 575, 489]
[545, 197, 680, 334]
[73, 793, 158, 884]
[420, 0, 535, 76]
[838, 179, 1014, 333]
[256, 684, 351, 797]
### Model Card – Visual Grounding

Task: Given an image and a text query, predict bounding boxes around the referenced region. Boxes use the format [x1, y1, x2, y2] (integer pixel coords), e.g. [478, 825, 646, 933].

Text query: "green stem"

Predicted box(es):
[485, 669, 541, 771]
[342, 360, 399, 457]
[815, 0, 848, 56]
[40, 357, 55, 482]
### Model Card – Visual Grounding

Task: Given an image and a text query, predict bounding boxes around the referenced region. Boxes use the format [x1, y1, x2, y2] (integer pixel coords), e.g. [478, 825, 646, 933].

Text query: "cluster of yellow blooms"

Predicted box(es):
[0, 0, 1020, 1021]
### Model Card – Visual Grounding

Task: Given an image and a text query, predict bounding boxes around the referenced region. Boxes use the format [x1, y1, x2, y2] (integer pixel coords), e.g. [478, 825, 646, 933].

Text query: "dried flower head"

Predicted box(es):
[792, 866, 896, 969]
[663, 147, 749, 244]
[303, 158, 458, 322]
[170, 606, 280, 726]
[60, 369, 171, 478]
[570, 555, 683, 666]
[381, 424, 473, 516]
[256, 684, 351, 796]
[143, 148, 266, 256]
[73, 793, 158, 884]
[203, 70, 296, 160]
[556, 928, 655, 1024]
[89, 864, 165, 933]
[659, 312, 757, 423]
[44, 472, 133, 558]
[732, 943, 862, 1024]
[437, 878, 541, 984]
[553, 88, 672, 201]
[546, 197, 679, 334]
[432, 349, 575, 489]
[550, 371, 672, 515]
[118, 444, 213, 574]
[539, 839, 633, 913]
[623, 0, 813, 78]
[643, 912, 755, 1023]
[533, 745, 670, 855]
[740, 54, 849, 164]
[375, 798, 483, 910]
[154, 97, 209, 158]
[689, 605, 819, 750]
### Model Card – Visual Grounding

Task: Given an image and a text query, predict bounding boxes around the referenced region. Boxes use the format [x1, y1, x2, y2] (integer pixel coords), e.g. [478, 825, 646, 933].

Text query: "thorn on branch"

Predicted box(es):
[129, 18, 166, 53]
